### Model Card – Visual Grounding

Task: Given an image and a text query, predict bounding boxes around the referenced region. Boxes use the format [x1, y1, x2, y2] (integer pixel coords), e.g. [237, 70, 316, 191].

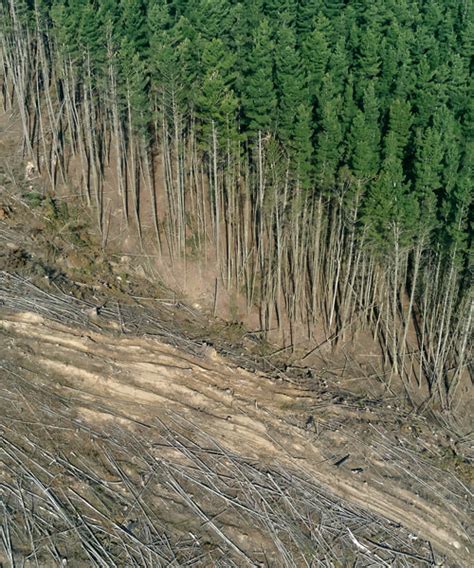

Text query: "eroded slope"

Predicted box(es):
[0, 300, 471, 566]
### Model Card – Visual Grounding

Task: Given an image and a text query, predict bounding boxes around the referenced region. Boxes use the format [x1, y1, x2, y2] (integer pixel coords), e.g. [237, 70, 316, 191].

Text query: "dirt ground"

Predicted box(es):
[0, 112, 473, 567]
[0, 294, 472, 566]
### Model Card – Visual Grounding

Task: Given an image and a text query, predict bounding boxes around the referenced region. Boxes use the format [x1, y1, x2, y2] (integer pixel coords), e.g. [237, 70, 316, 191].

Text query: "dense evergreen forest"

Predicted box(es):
[1, 0, 472, 412]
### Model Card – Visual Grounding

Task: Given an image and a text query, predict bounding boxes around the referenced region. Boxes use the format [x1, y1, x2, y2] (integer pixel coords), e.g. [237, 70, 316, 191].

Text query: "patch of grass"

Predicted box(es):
[43, 195, 68, 224]
[23, 190, 44, 208]
[437, 448, 474, 485]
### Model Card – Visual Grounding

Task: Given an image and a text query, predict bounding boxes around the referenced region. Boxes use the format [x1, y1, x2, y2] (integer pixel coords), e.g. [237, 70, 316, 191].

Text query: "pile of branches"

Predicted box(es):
[1, 361, 439, 566]
[0, 269, 470, 566]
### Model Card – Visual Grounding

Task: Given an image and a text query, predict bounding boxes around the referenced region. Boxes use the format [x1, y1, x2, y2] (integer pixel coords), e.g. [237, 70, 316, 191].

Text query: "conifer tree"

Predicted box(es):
[349, 112, 376, 180]
[263, 0, 297, 24]
[446, 54, 469, 118]
[79, 1, 106, 79]
[196, 39, 238, 144]
[50, 0, 82, 60]
[341, 73, 356, 134]
[120, 41, 150, 137]
[241, 19, 276, 140]
[314, 76, 342, 191]
[300, 14, 330, 102]
[322, 0, 345, 19]
[363, 132, 416, 256]
[328, 38, 349, 96]
[351, 82, 381, 176]
[293, 101, 313, 189]
[120, 0, 148, 54]
[413, 55, 438, 128]
[274, 25, 304, 145]
[296, 0, 323, 44]
[193, 0, 232, 40]
[356, 26, 382, 89]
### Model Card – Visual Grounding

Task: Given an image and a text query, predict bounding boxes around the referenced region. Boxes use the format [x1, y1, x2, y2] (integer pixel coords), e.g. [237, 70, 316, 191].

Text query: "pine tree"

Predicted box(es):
[119, 0, 148, 54]
[314, 76, 342, 191]
[347, 80, 381, 178]
[361, 82, 380, 153]
[274, 25, 304, 145]
[293, 101, 313, 189]
[444, 148, 472, 257]
[356, 26, 382, 87]
[241, 19, 276, 139]
[328, 38, 349, 96]
[192, 0, 233, 41]
[296, 0, 323, 43]
[414, 125, 443, 240]
[79, 1, 106, 78]
[349, 111, 376, 180]
[119, 40, 149, 136]
[413, 55, 437, 128]
[322, 0, 345, 19]
[436, 107, 469, 254]
[340, 73, 356, 140]
[379, 23, 403, 102]
[50, 0, 82, 59]
[300, 14, 330, 102]
[196, 39, 238, 144]
[263, 0, 297, 24]
[446, 54, 469, 117]
[387, 99, 413, 160]
[363, 131, 417, 256]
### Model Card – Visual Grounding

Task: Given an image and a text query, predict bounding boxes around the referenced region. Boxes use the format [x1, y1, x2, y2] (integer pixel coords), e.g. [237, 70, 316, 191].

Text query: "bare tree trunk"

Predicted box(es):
[108, 45, 128, 225]
[399, 241, 422, 385]
[391, 224, 401, 376]
[141, 138, 161, 251]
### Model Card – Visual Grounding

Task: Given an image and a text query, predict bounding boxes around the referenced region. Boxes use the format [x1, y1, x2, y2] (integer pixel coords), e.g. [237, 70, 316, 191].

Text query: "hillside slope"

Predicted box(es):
[0, 288, 472, 566]
[0, 109, 472, 567]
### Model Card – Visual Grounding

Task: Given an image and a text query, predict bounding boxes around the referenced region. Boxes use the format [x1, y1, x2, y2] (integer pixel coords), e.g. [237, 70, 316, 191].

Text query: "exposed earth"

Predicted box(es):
[0, 120, 473, 567]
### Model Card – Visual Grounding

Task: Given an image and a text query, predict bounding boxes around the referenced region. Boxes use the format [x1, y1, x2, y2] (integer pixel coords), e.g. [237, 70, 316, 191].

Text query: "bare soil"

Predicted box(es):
[0, 112, 473, 567]
[0, 295, 472, 566]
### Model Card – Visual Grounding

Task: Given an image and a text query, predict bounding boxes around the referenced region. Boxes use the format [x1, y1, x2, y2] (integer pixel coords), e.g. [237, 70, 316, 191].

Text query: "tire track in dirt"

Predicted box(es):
[0, 311, 471, 566]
